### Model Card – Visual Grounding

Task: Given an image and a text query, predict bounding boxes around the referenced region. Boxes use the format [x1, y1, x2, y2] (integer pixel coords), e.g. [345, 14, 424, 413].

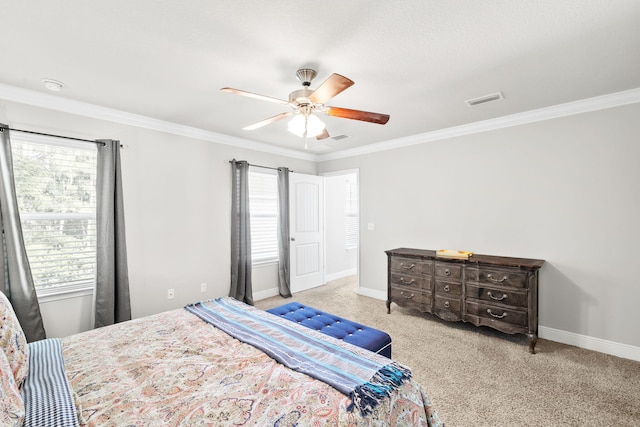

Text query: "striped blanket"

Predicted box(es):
[185, 297, 412, 415]
[23, 339, 79, 427]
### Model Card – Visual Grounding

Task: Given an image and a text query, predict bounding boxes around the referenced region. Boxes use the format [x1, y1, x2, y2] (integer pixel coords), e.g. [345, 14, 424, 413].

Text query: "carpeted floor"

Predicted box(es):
[255, 276, 640, 426]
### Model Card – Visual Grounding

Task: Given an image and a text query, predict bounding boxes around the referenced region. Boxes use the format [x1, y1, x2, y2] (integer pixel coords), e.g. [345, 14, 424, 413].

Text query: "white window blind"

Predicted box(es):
[11, 136, 97, 294]
[346, 180, 358, 249]
[248, 168, 279, 264]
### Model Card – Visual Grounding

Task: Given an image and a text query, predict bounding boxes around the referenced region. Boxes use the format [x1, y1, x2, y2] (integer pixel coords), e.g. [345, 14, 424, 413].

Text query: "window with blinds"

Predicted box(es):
[248, 168, 279, 264]
[346, 180, 358, 249]
[11, 135, 97, 295]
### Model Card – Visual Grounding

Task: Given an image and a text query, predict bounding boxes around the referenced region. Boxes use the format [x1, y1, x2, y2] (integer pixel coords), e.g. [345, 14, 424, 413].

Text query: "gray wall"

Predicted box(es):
[0, 100, 317, 337]
[3, 97, 639, 357]
[318, 102, 640, 350]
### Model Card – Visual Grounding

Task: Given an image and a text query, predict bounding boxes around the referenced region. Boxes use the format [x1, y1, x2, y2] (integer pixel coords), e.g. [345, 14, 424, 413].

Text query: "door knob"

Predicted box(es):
[290, 237, 295, 241]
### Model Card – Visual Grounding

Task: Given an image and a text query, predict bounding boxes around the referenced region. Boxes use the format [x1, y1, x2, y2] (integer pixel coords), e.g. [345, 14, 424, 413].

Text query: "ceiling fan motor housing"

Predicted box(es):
[296, 69, 317, 87]
[289, 88, 315, 107]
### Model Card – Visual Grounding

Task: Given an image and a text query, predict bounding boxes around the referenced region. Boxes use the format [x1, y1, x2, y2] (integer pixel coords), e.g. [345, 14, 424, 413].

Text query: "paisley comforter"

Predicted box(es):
[54, 300, 442, 426]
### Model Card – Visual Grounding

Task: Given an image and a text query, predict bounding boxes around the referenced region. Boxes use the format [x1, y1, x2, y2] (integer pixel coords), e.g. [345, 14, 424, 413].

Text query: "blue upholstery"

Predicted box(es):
[267, 302, 392, 358]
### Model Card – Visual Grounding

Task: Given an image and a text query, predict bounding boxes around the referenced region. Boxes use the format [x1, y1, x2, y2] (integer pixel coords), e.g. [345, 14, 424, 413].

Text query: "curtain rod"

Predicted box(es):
[1, 126, 107, 146]
[228, 160, 293, 173]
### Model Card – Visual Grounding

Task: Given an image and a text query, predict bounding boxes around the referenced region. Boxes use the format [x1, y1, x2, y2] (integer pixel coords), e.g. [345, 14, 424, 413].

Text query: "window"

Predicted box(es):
[248, 168, 278, 264]
[345, 179, 358, 249]
[11, 134, 97, 295]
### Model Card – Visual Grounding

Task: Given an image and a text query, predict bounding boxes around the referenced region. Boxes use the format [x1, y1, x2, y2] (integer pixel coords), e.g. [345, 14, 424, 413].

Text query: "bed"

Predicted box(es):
[1, 292, 443, 426]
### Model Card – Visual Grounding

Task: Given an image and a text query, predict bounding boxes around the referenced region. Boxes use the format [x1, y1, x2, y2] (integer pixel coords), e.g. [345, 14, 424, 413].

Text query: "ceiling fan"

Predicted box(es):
[221, 69, 390, 146]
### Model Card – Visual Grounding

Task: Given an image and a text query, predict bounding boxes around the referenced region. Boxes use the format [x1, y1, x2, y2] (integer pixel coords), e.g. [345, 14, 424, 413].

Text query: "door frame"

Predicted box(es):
[320, 168, 360, 291]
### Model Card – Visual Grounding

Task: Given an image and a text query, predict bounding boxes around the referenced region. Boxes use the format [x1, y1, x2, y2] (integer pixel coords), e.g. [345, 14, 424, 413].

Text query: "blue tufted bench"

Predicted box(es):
[267, 302, 392, 358]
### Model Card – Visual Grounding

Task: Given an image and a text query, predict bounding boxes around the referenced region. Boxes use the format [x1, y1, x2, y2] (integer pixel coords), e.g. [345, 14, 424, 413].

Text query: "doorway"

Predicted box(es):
[322, 170, 359, 290]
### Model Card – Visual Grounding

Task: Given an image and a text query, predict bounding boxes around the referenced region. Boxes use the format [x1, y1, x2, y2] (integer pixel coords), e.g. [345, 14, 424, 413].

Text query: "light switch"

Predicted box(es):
[367, 223, 375, 231]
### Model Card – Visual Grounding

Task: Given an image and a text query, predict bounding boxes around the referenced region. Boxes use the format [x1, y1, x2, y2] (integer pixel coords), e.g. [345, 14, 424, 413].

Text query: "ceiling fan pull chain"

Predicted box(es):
[304, 115, 309, 149]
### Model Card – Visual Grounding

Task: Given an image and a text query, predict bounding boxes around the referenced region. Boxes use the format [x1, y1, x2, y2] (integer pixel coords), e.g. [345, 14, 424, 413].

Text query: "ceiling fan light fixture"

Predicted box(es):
[288, 113, 325, 138]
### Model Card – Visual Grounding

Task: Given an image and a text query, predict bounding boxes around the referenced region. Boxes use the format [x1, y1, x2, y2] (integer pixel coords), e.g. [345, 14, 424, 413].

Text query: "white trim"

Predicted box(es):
[360, 287, 640, 361]
[257, 282, 640, 361]
[539, 326, 640, 362]
[37, 287, 94, 304]
[2, 83, 639, 163]
[320, 168, 360, 177]
[0, 83, 316, 162]
[253, 287, 280, 301]
[357, 287, 387, 301]
[316, 86, 640, 161]
[325, 268, 358, 283]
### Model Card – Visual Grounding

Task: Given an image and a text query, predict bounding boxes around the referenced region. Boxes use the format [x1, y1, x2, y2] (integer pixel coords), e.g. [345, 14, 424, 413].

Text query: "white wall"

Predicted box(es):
[0, 100, 317, 336]
[318, 102, 640, 355]
[323, 172, 358, 280]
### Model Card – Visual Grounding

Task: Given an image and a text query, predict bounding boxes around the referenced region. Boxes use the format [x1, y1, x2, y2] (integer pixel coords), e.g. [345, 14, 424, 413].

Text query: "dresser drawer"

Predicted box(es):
[390, 257, 432, 275]
[434, 295, 461, 312]
[465, 301, 527, 327]
[435, 262, 462, 280]
[390, 272, 430, 290]
[434, 280, 462, 296]
[466, 284, 527, 308]
[389, 286, 431, 306]
[466, 266, 527, 288]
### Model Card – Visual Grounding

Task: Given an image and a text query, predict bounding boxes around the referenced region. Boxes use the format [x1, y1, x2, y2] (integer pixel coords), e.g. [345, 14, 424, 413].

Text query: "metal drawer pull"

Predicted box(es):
[487, 291, 508, 301]
[487, 309, 507, 319]
[444, 285, 450, 292]
[399, 277, 415, 285]
[487, 273, 508, 283]
[400, 263, 415, 270]
[444, 301, 450, 308]
[400, 291, 414, 299]
[444, 268, 451, 276]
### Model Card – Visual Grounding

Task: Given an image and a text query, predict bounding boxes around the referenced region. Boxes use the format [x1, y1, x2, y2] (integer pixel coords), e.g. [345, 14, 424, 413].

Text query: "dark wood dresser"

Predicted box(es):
[386, 248, 545, 353]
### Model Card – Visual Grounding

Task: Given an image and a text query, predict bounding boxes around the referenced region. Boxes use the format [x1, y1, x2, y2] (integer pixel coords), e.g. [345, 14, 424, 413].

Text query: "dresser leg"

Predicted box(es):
[386, 300, 391, 314]
[528, 334, 537, 354]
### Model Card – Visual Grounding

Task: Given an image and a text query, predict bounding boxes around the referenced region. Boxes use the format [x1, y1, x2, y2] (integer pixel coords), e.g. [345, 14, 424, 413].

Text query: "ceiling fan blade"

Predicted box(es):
[323, 106, 390, 125]
[243, 112, 293, 130]
[221, 87, 290, 106]
[316, 128, 330, 140]
[309, 73, 354, 104]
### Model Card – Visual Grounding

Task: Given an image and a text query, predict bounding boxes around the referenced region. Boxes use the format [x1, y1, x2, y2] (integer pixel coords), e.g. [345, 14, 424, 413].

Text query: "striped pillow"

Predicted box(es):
[0, 291, 29, 389]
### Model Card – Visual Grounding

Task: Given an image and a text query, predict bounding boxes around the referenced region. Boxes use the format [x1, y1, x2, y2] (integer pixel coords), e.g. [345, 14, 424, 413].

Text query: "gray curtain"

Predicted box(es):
[95, 139, 131, 328]
[277, 167, 292, 298]
[0, 125, 46, 342]
[229, 160, 253, 305]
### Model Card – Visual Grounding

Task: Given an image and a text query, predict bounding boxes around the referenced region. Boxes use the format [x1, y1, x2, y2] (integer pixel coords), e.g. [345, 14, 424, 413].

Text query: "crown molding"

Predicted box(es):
[1, 83, 639, 164]
[316, 87, 640, 162]
[0, 83, 317, 161]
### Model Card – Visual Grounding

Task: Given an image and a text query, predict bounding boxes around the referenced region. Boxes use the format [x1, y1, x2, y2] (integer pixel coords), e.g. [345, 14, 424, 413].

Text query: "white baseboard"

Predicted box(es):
[356, 287, 387, 301]
[260, 283, 640, 362]
[253, 287, 280, 301]
[357, 287, 640, 362]
[325, 269, 358, 283]
[539, 326, 640, 362]
[254, 282, 326, 301]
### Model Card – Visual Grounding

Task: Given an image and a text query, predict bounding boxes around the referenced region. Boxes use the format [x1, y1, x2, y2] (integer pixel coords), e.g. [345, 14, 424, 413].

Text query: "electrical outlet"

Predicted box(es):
[167, 288, 175, 299]
[200, 283, 207, 292]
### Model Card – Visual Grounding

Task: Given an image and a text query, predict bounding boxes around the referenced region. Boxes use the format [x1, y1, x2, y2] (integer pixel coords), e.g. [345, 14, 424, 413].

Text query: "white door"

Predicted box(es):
[289, 173, 324, 293]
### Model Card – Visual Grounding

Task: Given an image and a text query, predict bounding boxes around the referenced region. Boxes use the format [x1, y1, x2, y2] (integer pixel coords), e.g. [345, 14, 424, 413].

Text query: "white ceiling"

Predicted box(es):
[1, 0, 640, 155]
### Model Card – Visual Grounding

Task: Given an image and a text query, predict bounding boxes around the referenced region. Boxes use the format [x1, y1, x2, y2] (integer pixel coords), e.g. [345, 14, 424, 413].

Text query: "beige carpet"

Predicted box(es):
[256, 276, 640, 426]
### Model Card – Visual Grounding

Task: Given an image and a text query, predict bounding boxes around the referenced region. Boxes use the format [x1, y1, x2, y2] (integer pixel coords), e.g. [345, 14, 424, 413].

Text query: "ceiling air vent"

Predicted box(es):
[465, 91, 505, 107]
[331, 134, 350, 141]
